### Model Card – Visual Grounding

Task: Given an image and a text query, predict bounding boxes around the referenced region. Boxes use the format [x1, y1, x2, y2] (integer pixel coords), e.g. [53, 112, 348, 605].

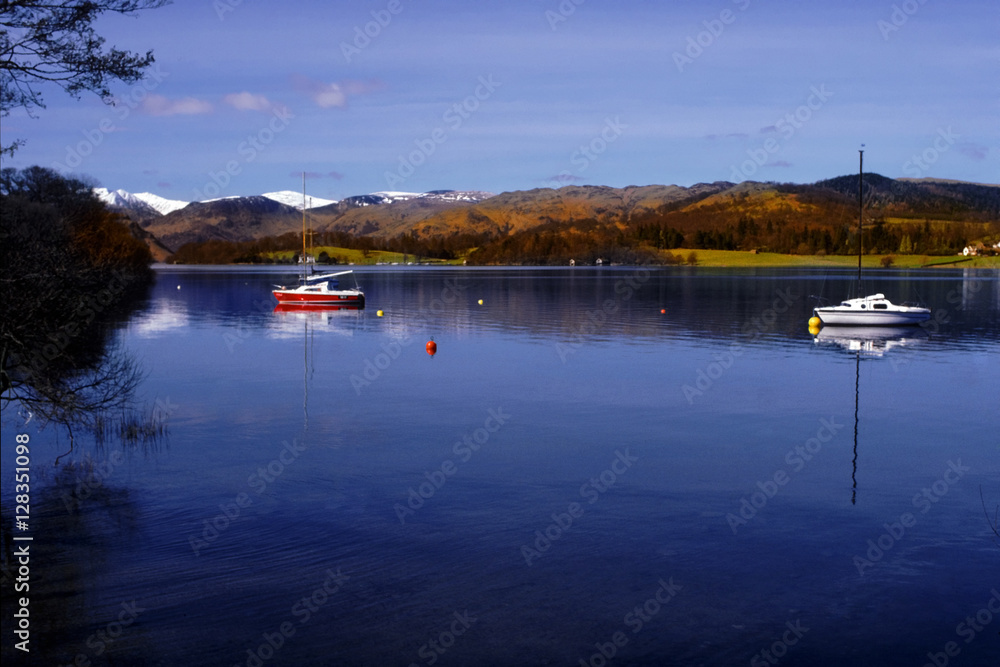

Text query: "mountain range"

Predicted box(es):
[98, 178, 999, 261]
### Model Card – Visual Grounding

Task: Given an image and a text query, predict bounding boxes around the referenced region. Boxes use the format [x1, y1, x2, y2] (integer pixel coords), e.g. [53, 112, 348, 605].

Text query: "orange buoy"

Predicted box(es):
[660, 309, 666, 314]
[426, 339, 437, 356]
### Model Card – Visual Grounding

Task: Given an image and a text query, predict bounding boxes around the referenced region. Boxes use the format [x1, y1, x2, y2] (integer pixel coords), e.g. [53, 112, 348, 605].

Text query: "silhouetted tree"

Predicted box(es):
[1, 0, 169, 154]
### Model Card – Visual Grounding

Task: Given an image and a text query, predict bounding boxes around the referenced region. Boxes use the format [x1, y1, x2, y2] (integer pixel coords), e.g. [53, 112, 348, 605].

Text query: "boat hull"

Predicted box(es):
[814, 308, 929, 326]
[272, 290, 365, 306]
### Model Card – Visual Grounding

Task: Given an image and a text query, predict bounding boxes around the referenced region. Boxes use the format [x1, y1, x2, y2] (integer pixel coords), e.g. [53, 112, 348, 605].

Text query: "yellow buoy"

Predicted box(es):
[809, 325, 821, 336]
[377, 310, 384, 317]
[808, 316, 821, 329]
[478, 299, 483, 305]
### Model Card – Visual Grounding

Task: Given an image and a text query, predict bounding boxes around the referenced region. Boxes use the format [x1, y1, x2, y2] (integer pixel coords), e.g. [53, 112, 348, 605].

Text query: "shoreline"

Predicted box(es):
[157, 251, 1000, 270]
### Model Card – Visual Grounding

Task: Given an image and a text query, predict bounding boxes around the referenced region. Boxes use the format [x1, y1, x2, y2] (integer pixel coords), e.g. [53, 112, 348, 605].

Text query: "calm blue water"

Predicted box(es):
[2, 266, 998, 666]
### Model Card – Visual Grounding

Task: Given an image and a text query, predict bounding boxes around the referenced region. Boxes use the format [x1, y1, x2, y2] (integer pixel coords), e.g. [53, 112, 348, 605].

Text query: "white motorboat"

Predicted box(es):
[813, 293, 930, 326]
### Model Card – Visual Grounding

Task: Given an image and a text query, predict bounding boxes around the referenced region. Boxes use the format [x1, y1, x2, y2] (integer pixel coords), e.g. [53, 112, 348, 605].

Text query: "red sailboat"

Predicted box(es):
[272, 270, 365, 305]
[272, 173, 365, 307]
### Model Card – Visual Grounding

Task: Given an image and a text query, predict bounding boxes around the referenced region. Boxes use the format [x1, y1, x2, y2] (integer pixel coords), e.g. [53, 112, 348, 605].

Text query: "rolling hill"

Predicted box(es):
[100, 177, 999, 262]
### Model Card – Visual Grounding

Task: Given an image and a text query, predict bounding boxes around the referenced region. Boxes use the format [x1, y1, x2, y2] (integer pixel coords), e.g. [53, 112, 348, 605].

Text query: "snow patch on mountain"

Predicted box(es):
[369, 190, 494, 204]
[133, 192, 190, 215]
[94, 188, 189, 215]
[95, 187, 492, 216]
[262, 191, 338, 209]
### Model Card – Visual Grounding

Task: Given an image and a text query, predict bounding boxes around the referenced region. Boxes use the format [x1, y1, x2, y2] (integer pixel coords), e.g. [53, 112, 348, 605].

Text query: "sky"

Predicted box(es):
[2, 0, 997, 203]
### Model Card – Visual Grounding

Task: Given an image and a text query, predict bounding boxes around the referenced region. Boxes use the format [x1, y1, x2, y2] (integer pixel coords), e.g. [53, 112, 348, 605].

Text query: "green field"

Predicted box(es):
[265, 247, 462, 265]
[672, 249, 1000, 269]
[260, 247, 999, 269]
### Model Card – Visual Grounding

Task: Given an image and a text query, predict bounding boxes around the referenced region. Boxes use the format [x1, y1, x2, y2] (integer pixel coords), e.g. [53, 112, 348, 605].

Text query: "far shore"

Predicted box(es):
[160, 248, 1000, 269]
[653, 250, 1000, 269]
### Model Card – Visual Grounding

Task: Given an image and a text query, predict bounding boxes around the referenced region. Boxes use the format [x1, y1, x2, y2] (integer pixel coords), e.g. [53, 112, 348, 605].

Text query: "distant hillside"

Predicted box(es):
[143, 196, 302, 250]
[815, 173, 1000, 219]
[92, 176, 999, 264]
[126, 220, 175, 261]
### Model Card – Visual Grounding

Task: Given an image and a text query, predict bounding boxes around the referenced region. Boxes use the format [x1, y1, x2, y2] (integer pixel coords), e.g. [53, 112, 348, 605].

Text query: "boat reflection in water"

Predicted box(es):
[273, 302, 364, 314]
[812, 325, 927, 504]
[272, 302, 364, 430]
[812, 325, 926, 357]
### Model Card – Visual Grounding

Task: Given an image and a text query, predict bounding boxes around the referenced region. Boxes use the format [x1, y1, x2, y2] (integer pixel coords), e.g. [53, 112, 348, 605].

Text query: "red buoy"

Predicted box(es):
[426, 339, 437, 356]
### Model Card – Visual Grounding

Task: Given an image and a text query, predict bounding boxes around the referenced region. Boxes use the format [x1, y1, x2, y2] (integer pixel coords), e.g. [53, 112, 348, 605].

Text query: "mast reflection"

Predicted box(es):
[812, 325, 927, 505]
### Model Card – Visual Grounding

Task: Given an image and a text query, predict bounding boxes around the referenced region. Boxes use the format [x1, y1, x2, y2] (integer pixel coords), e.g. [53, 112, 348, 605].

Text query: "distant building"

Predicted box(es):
[962, 243, 986, 257]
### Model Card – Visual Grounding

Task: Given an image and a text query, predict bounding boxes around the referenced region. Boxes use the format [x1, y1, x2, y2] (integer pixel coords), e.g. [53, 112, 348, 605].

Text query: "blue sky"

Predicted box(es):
[3, 0, 997, 202]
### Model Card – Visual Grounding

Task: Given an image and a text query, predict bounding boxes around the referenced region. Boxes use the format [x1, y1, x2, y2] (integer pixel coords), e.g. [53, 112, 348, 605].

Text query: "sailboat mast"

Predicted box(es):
[301, 171, 307, 279]
[857, 149, 863, 294]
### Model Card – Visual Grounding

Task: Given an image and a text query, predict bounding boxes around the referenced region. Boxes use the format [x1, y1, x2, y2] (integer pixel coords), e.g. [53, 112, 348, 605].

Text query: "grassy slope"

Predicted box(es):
[260, 246, 999, 268]
[265, 247, 460, 265]
[675, 250, 1000, 268]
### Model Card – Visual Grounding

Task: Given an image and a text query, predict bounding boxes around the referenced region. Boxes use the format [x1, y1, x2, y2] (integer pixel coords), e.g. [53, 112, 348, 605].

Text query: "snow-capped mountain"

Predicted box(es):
[368, 190, 495, 205]
[261, 190, 338, 210]
[95, 187, 494, 221]
[94, 188, 189, 215]
[136, 192, 191, 215]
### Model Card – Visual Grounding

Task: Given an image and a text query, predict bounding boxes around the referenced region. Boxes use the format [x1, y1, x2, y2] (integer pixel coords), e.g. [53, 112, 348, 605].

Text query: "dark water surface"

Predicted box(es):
[2, 266, 998, 666]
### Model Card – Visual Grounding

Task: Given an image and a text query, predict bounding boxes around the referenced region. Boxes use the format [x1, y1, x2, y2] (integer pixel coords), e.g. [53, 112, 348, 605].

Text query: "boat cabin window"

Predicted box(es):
[874, 303, 887, 309]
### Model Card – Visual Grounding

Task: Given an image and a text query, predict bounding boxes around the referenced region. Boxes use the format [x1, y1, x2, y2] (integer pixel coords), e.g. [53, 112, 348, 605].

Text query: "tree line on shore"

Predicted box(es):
[1, 167, 157, 455]
[165, 206, 993, 266]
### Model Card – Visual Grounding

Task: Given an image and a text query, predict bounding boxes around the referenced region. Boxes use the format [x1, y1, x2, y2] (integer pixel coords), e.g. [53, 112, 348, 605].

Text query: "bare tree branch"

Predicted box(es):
[1, 0, 170, 154]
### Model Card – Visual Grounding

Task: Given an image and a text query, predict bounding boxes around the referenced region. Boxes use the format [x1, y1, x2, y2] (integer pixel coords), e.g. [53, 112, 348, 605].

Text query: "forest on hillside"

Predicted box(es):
[165, 205, 995, 266]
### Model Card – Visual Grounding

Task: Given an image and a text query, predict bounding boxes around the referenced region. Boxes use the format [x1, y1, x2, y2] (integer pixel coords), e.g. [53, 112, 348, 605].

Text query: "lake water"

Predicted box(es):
[2, 266, 998, 666]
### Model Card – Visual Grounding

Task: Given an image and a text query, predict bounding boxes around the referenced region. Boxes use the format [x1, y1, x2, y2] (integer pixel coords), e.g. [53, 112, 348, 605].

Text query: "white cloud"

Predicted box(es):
[292, 75, 385, 109]
[141, 94, 213, 116]
[311, 83, 347, 109]
[223, 91, 273, 111]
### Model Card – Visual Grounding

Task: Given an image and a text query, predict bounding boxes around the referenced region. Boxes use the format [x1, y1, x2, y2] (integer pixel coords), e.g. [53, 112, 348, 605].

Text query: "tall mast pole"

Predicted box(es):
[302, 171, 306, 279]
[857, 149, 863, 294]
